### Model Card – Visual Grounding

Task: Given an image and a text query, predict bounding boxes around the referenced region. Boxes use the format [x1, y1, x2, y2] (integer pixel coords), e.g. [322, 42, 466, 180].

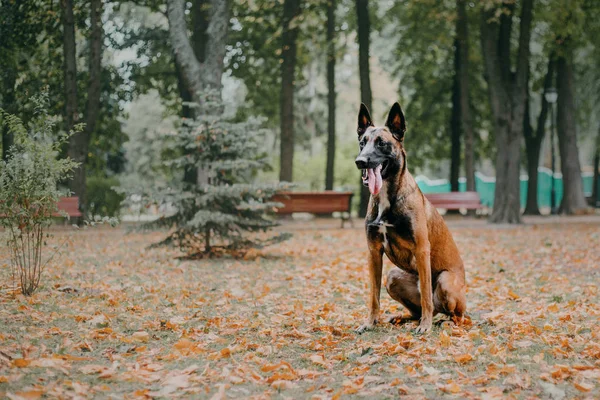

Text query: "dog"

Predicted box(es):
[354, 102, 466, 334]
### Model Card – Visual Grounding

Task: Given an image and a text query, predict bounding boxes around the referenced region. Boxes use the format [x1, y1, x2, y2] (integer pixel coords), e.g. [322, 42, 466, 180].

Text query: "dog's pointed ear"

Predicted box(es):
[385, 102, 407, 141]
[357, 103, 373, 136]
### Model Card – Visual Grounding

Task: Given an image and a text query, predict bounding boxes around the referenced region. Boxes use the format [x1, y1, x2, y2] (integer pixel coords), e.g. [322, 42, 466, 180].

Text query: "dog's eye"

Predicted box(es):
[378, 140, 388, 148]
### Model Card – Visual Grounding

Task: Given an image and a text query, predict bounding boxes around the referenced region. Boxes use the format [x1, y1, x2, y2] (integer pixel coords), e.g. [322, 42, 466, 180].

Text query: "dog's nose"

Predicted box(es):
[355, 156, 368, 169]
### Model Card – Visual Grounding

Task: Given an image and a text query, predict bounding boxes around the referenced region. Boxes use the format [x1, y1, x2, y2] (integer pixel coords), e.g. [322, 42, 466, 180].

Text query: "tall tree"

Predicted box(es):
[457, 0, 475, 193]
[555, 41, 588, 214]
[279, 0, 302, 182]
[325, 0, 336, 190]
[450, 38, 461, 192]
[523, 58, 554, 215]
[61, 0, 78, 136]
[356, 0, 372, 217]
[592, 126, 600, 207]
[61, 0, 104, 218]
[479, 0, 534, 223]
[65, 0, 104, 217]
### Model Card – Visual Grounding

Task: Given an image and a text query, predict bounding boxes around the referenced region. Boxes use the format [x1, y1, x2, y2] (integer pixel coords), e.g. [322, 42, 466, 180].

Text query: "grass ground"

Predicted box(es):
[1, 217, 599, 399]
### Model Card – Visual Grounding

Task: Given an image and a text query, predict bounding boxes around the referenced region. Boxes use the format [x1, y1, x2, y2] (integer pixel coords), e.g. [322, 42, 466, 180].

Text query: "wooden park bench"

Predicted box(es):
[272, 191, 354, 227]
[0, 197, 81, 222]
[425, 191, 482, 213]
[56, 197, 82, 218]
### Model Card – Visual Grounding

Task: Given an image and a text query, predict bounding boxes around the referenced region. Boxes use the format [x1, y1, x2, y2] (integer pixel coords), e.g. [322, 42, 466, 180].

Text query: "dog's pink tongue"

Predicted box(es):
[367, 165, 383, 195]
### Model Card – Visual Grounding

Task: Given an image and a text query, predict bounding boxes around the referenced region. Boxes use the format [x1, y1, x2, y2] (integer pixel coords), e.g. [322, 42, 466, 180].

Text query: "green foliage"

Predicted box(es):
[126, 99, 291, 257]
[86, 176, 125, 218]
[0, 94, 79, 295]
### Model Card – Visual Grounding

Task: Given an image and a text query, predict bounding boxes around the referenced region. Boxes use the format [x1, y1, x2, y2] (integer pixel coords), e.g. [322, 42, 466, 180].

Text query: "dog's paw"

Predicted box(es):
[415, 319, 432, 334]
[388, 314, 418, 326]
[355, 319, 377, 334]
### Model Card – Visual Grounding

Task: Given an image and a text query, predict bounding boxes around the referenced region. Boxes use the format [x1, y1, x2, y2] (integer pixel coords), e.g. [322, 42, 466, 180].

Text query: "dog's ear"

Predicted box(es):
[385, 102, 407, 141]
[357, 103, 373, 136]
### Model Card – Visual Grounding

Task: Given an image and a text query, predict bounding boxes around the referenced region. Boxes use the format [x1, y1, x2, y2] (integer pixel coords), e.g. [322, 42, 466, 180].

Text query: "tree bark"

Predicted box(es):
[192, 0, 209, 63]
[356, 0, 372, 217]
[279, 0, 301, 182]
[592, 126, 600, 207]
[167, 0, 206, 106]
[457, 0, 474, 192]
[325, 0, 336, 190]
[61, 0, 78, 134]
[61, 0, 84, 217]
[479, 0, 533, 224]
[556, 46, 588, 214]
[450, 39, 461, 193]
[1, 68, 17, 160]
[68, 0, 103, 217]
[523, 57, 554, 215]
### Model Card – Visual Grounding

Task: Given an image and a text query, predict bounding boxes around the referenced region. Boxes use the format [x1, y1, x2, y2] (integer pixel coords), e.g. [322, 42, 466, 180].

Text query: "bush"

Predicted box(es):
[86, 176, 124, 218]
[0, 95, 79, 295]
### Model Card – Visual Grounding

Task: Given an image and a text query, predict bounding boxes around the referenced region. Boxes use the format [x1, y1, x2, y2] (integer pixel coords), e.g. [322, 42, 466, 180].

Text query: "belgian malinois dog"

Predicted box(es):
[354, 102, 466, 334]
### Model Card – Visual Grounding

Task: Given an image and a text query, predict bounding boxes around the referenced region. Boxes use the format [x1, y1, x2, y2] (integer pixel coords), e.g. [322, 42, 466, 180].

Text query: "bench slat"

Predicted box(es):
[425, 191, 482, 210]
[273, 191, 353, 214]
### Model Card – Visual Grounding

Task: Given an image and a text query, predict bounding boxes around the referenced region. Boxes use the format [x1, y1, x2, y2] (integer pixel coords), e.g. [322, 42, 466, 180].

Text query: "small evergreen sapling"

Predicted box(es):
[129, 106, 291, 257]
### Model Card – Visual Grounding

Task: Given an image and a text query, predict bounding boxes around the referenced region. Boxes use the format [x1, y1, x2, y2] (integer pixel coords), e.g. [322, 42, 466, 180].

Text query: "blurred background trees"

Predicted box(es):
[1, 0, 599, 224]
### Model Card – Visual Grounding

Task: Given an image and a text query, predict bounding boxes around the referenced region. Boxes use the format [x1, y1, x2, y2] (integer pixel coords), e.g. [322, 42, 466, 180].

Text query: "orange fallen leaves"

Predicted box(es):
[1, 223, 599, 398]
[453, 354, 473, 364]
[12, 359, 30, 368]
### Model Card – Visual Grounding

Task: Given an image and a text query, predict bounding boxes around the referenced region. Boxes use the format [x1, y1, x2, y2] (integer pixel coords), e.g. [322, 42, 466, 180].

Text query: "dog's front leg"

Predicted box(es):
[414, 238, 433, 333]
[355, 247, 383, 334]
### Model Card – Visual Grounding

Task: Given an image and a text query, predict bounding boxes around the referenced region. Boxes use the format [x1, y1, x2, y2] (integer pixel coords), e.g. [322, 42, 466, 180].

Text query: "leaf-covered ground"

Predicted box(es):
[1, 217, 599, 399]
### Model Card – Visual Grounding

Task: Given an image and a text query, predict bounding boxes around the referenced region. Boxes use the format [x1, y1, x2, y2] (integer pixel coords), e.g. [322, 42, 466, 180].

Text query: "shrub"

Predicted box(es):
[0, 95, 79, 295]
[86, 176, 125, 218]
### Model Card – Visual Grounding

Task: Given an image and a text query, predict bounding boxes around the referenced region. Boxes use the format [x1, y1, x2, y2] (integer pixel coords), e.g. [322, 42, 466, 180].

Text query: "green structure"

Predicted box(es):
[415, 168, 595, 208]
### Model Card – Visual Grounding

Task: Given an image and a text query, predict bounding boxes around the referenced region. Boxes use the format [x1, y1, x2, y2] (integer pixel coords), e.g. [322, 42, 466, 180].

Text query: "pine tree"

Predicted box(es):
[128, 100, 291, 258]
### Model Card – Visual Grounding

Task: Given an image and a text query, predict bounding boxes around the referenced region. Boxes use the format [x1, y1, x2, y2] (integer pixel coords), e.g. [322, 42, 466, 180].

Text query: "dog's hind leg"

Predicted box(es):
[433, 270, 466, 322]
[385, 268, 422, 324]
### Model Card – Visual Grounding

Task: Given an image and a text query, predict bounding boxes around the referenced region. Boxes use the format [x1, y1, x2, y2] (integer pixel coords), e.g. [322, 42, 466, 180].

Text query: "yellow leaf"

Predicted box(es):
[454, 354, 473, 364]
[574, 382, 593, 392]
[14, 390, 44, 399]
[12, 359, 31, 368]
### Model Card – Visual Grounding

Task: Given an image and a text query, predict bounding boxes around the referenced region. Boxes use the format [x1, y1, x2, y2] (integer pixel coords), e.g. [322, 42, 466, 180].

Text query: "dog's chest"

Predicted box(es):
[373, 197, 414, 249]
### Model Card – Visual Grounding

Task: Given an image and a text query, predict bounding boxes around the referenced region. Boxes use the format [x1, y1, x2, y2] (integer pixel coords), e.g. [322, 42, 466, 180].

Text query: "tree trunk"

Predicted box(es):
[167, 0, 229, 186]
[523, 57, 554, 215]
[167, 0, 206, 106]
[592, 127, 599, 207]
[279, 0, 301, 182]
[479, 0, 533, 224]
[450, 39, 461, 193]
[325, 0, 336, 190]
[556, 47, 588, 214]
[192, 0, 209, 63]
[177, 0, 209, 184]
[61, 0, 83, 216]
[69, 0, 103, 218]
[523, 130, 542, 215]
[61, 0, 78, 134]
[1, 68, 17, 160]
[356, 0, 372, 217]
[457, 0, 474, 192]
